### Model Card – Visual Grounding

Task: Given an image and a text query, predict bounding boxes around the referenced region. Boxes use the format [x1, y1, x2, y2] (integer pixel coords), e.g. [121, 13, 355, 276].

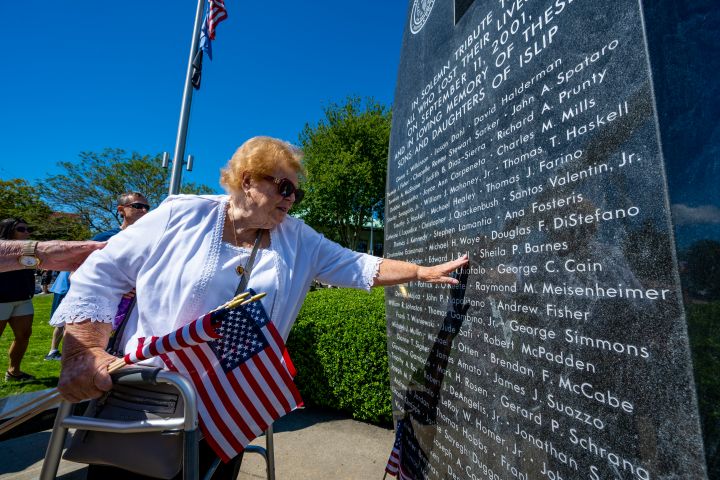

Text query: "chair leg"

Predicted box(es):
[184, 428, 200, 480]
[265, 425, 275, 480]
[244, 425, 275, 480]
[40, 401, 73, 480]
[202, 458, 221, 480]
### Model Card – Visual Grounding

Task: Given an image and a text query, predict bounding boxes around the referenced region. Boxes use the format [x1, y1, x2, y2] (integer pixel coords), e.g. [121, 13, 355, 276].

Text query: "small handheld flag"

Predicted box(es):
[159, 289, 302, 462]
[123, 309, 223, 364]
[1, 292, 261, 437]
[106, 291, 253, 371]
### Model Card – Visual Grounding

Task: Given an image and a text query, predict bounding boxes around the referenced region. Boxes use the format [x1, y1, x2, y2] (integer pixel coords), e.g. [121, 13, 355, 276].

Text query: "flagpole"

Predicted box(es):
[169, 0, 207, 195]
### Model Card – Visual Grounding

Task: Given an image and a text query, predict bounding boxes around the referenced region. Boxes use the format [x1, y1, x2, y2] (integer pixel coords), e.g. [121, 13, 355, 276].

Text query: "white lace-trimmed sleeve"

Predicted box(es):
[365, 255, 383, 287]
[50, 198, 174, 326]
[51, 293, 120, 325]
[311, 229, 383, 291]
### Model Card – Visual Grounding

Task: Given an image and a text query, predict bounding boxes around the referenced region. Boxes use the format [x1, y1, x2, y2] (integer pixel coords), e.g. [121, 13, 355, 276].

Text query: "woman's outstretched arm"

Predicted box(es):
[372, 253, 469, 286]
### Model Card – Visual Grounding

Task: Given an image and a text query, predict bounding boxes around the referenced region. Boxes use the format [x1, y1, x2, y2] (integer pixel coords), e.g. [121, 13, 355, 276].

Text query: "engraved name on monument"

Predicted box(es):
[384, 0, 709, 478]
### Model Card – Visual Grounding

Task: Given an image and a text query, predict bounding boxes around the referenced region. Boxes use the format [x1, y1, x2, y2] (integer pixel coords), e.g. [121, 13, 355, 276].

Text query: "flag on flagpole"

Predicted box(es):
[159, 290, 302, 462]
[202, 0, 228, 56]
[192, 0, 228, 89]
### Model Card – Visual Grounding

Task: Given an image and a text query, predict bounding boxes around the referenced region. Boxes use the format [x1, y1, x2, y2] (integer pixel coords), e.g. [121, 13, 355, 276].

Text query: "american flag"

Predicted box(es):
[199, 0, 228, 60]
[385, 419, 415, 479]
[123, 308, 223, 364]
[159, 291, 302, 462]
[385, 419, 403, 477]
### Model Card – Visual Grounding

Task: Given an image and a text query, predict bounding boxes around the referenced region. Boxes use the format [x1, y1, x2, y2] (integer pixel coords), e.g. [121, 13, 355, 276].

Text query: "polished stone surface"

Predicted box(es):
[385, 0, 714, 478]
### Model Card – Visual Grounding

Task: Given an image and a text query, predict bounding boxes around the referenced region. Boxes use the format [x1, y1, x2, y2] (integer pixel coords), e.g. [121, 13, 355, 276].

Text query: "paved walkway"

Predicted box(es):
[0, 408, 394, 479]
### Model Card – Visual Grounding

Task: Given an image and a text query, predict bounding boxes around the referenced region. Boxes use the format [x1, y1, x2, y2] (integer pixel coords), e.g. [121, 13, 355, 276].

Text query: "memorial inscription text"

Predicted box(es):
[385, 0, 707, 478]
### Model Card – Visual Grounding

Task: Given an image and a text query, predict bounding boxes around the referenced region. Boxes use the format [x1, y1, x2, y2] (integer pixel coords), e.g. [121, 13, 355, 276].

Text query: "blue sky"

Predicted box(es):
[0, 1, 409, 193]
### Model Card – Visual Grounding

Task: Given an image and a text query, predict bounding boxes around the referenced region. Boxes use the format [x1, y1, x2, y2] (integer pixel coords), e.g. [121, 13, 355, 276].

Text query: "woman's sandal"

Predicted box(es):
[4, 371, 35, 382]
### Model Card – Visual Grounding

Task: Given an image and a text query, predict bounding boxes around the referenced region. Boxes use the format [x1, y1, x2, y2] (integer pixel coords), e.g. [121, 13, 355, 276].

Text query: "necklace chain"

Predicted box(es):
[230, 203, 245, 276]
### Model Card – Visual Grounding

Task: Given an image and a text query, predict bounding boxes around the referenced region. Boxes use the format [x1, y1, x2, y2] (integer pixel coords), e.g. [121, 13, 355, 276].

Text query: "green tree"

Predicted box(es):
[0, 179, 90, 240]
[298, 97, 391, 250]
[39, 149, 215, 232]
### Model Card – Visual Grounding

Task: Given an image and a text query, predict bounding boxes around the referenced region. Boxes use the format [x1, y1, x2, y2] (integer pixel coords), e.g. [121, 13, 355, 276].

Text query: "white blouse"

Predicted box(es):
[51, 194, 382, 362]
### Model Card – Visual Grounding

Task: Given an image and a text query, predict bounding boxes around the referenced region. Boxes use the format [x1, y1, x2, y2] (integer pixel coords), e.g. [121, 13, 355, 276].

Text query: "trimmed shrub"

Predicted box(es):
[286, 287, 391, 424]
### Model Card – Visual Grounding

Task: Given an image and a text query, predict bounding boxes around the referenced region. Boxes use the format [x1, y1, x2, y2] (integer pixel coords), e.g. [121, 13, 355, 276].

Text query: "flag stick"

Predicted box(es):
[212, 291, 250, 311]
[239, 292, 266, 306]
[106, 293, 263, 372]
[106, 352, 145, 377]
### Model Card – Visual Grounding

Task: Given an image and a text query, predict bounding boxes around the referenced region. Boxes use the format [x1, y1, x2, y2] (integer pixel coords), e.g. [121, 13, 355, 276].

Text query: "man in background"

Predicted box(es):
[94, 191, 152, 240]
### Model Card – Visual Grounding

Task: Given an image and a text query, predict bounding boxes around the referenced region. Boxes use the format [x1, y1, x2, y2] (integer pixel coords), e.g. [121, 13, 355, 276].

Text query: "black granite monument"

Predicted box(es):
[384, 1, 718, 478]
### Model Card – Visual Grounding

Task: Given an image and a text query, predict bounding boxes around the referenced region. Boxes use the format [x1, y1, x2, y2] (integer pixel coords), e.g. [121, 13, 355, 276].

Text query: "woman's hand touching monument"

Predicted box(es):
[373, 253, 469, 286]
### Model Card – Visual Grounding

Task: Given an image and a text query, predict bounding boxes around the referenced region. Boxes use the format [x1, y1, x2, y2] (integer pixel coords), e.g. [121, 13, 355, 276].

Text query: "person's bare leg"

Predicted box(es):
[50, 326, 64, 351]
[7, 314, 33, 375]
[0, 320, 7, 339]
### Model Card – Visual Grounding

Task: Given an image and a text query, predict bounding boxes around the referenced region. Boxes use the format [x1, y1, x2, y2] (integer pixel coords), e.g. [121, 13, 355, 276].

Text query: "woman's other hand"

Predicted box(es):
[57, 321, 115, 403]
[38, 240, 106, 271]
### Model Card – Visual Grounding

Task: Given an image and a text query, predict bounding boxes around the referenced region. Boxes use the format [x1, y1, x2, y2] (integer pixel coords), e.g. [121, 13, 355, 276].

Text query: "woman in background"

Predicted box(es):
[0, 218, 37, 381]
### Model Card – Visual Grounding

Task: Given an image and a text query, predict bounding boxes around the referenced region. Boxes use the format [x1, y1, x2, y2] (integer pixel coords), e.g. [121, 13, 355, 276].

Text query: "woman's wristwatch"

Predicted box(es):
[18, 240, 41, 269]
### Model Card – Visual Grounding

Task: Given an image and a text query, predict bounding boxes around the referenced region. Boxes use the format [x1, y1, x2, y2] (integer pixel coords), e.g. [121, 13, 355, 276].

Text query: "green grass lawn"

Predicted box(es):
[0, 295, 62, 399]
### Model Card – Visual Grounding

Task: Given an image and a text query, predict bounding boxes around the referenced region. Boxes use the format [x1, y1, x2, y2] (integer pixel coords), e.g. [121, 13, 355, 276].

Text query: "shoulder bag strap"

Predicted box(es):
[235, 229, 266, 295]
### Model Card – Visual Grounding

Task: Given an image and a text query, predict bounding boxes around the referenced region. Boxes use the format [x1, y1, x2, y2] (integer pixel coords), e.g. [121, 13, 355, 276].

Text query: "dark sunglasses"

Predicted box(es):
[262, 176, 304, 204]
[14, 226, 33, 233]
[124, 202, 151, 211]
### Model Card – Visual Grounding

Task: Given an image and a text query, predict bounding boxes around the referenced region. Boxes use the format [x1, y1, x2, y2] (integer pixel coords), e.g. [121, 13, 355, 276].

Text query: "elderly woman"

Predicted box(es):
[53, 136, 467, 476]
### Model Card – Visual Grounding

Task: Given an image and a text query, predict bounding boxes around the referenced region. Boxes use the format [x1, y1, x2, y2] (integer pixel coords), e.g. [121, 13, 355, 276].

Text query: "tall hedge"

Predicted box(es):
[286, 287, 392, 424]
